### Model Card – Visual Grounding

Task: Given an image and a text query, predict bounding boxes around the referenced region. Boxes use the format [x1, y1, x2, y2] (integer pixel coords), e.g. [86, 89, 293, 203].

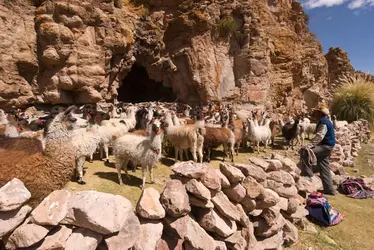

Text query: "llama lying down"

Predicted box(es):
[0, 106, 88, 206]
[113, 119, 163, 189]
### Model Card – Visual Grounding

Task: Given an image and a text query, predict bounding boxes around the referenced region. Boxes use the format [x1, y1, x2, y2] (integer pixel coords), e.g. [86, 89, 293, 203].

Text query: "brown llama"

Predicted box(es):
[0, 106, 87, 206]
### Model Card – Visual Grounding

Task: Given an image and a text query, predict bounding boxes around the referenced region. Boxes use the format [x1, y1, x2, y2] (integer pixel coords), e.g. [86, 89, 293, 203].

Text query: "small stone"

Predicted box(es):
[219, 163, 245, 184]
[31, 190, 71, 226]
[242, 176, 264, 199]
[0, 205, 32, 238]
[304, 223, 318, 234]
[133, 220, 163, 250]
[266, 159, 283, 171]
[223, 183, 246, 203]
[248, 157, 270, 171]
[5, 222, 51, 250]
[215, 169, 231, 189]
[211, 192, 241, 221]
[65, 228, 102, 250]
[249, 209, 263, 217]
[0, 178, 31, 212]
[233, 163, 266, 182]
[136, 187, 165, 219]
[189, 195, 214, 208]
[185, 179, 211, 200]
[197, 209, 237, 237]
[353, 168, 359, 173]
[160, 180, 190, 217]
[240, 196, 256, 213]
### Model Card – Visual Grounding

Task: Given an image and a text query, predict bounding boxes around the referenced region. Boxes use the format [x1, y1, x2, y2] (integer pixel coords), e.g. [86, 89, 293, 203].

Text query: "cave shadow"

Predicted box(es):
[94, 172, 143, 188]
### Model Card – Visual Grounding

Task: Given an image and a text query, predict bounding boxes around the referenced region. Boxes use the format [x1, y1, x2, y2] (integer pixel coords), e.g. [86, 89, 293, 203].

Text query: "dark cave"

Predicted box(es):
[117, 64, 177, 103]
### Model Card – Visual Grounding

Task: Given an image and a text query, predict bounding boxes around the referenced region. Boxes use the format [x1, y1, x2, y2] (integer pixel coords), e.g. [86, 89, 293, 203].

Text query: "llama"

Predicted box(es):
[0, 106, 87, 205]
[247, 118, 272, 153]
[113, 119, 163, 189]
[281, 118, 300, 150]
[203, 126, 235, 162]
[332, 115, 348, 130]
[162, 112, 205, 163]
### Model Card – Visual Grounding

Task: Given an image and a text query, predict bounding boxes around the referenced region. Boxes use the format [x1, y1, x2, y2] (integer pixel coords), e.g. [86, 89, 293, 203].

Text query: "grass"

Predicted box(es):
[65, 139, 374, 250]
[218, 16, 238, 37]
[331, 80, 374, 124]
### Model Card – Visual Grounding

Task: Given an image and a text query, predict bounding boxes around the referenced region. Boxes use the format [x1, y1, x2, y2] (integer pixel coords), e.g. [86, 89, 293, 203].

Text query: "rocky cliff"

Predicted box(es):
[0, 0, 345, 110]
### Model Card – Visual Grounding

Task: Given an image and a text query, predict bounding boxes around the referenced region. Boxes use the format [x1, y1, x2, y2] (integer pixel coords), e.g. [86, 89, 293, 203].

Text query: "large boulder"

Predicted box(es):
[256, 230, 284, 250]
[266, 160, 283, 171]
[242, 176, 264, 199]
[211, 192, 241, 221]
[5, 222, 51, 250]
[0, 205, 32, 238]
[31, 190, 71, 226]
[254, 214, 286, 238]
[136, 188, 165, 220]
[0, 178, 31, 212]
[160, 180, 191, 217]
[297, 176, 323, 193]
[200, 165, 221, 191]
[223, 183, 246, 203]
[133, 220, 163, 250]
[266, 170, 295, 186]
[248, 157, 269, 171]
[256, 188, 280, 209]
[240, 197, 256, 213]
[220, 163, 245, 184]
[264, 180, 297, 198]
[215, 169, 231, 189]
[170, 161, 204, 179]
[105, 212, 140, 250]
[197, 208, 237, 237]
[185, 179, 211, 200]
[35, 225, 73, 250]
[233, 163, 267, 182]
[189, 195, 214, 208]
[65, 228, 102, 250]
[61, 191, 133, 234]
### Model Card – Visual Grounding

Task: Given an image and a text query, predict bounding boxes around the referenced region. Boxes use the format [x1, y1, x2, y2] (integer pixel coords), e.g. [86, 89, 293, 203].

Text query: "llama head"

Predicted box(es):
[151, 119, 162, 135]
[61, 106, 88, 130]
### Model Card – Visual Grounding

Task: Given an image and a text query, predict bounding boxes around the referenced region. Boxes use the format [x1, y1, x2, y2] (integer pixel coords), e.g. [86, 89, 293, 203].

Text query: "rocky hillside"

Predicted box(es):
[0, 0, 367, 110]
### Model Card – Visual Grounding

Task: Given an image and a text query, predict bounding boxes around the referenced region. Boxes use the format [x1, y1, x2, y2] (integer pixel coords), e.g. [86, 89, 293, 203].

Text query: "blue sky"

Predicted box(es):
[301, 0, 374, 73]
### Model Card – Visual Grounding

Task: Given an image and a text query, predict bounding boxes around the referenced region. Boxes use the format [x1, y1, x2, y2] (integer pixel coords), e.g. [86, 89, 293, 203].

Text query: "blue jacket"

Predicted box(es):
[317, 116, 336, 147]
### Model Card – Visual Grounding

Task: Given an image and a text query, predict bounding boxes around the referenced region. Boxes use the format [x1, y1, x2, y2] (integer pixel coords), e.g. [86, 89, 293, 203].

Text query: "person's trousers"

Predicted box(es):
[312, 145, 334, 193]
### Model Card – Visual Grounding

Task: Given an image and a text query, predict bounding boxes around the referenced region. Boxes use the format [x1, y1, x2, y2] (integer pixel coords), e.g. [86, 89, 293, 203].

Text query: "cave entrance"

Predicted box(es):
[117, 64, 176, 103]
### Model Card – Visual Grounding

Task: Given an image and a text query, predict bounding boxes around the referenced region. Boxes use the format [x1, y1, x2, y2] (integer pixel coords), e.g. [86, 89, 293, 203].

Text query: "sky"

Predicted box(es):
[300, 0, 374, 73]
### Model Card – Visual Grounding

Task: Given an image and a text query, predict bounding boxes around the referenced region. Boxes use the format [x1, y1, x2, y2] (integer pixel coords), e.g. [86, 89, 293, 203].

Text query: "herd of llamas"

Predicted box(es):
[0, 102, 348, 206]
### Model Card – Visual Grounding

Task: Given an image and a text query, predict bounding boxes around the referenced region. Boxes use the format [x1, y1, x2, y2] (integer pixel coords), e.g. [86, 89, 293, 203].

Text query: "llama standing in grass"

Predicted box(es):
[247, 117, 272, 153]
[113, 119, 163, 189]
[0, 106, 87, 205]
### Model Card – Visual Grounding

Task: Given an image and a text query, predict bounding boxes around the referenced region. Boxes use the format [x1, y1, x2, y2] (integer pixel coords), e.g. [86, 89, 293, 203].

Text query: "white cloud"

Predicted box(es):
[303, 0, 374, 9]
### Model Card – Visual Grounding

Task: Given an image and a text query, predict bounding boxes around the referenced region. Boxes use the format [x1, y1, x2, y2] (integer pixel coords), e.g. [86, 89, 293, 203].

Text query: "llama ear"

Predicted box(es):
[120, 120, 127, 125]
[64, 106, 77, 116]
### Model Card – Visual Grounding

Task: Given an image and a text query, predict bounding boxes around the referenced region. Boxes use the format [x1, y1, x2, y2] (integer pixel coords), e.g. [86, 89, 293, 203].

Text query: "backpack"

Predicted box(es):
[339, 178, 374, 199]
[306, 192, 344, 226]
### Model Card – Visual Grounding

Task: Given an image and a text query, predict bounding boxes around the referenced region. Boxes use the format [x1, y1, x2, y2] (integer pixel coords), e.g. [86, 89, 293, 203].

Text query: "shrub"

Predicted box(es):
[218, 16, 238, 37]
[331, 80, 374, 124]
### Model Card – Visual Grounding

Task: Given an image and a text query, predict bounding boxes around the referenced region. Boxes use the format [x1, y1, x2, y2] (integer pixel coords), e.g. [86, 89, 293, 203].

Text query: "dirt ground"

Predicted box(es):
[65, 140, 374, 250]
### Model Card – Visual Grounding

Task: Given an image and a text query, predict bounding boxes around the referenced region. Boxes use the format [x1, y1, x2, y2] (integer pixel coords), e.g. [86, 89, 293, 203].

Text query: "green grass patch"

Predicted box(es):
[218, 16, 238, 37]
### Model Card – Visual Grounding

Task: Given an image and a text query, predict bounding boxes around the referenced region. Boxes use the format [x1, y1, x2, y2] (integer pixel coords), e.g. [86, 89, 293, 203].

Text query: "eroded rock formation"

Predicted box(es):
[0, 0, 361, 110]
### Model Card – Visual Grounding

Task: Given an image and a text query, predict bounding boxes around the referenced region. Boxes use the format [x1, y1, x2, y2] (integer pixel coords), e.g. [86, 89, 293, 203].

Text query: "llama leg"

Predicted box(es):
[191, 145, 197, 163]
[184, 149, 189, 160]
[104, 144, 109, 163]
[257, 141, 260, 154]
[76, 157, 86, 185]
[175, 147, 179, 162]
[207, 148, 211, 162]
[149, 165, 154, 184]
[89, 154, 93, 163]
[230, 144, 235, 162]
[99, 144, 103, 160]
[198, 147, 203, 163]
[141, 166, 146, 190]
[179, 149, 183, 162]
[115, 159, 124, 185]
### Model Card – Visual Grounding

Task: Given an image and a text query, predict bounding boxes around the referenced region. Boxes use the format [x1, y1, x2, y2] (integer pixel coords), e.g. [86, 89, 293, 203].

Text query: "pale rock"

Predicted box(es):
[160, 180, 190, 217]
[256, 188, 280, 209]
[136, 187, 165, 219]
[42, 46, 61, 66]
[5, 222, 51, 250]
[266, 159, 283, 171]
[36, 225, 73, 250]
[189, 195, 214, 208]
[184, 215, 217, 250]
[133, 220, 163, 250]
[185, 179, 211, 200]
[267, 170, 295, 186]
[105, 212, 140, 250]
[241, 225, 257, 249]
[200, 164, 222, 191]
[170, 161, 204, 179]
[197, 208, 237, 237]
[233, 163, 266, 182]
[31, 190, 71, 226]
[254, 214, 285, 237]
[215, 169, 231, 189]
[220, 163, 245, 184]
[223, 231, 247, 250]
[261, 207, 281, 226]
[164, 215, 189, 239]
[288, 206, 309, 223]
[155, 236, 183, 250]
[283, 219, 299, 244]
[287, 197, 301, 214]
[0, 205, 32, 238]
[248, 157, 269, 171]
[264, 180, 297, 198]
[256, 230, 284, 250]
[272, 153, 297, 172]
[223, 183, 246, 203]
[249, 209, 263, 217]
[235, 204, 251, 227]
[240, 196, 256, 213]
[0, 178, 31, 212]
[65, 228, 102, 250]
[61, 191, 133, 234]
[274, 197, 288, 212]
[242, 176, 264, 199]
[215, 240, 227, 250]
[211, 192, 241, 221]
[297, 176, 323, 193]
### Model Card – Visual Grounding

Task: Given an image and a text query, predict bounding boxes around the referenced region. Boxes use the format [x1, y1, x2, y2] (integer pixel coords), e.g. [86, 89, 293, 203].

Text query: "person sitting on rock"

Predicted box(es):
[304, 104, 336, 195]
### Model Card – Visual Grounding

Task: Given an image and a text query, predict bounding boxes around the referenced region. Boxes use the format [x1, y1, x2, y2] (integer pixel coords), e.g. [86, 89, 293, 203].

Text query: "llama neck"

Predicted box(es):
[165, 114, 174, 128]
[149, 131, 163, 150]
[44, 117, 72, 145]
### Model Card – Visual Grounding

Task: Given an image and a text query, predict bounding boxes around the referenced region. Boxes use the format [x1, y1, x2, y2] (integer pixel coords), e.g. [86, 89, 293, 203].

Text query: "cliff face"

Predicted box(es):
[0, 0, 331, 110]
